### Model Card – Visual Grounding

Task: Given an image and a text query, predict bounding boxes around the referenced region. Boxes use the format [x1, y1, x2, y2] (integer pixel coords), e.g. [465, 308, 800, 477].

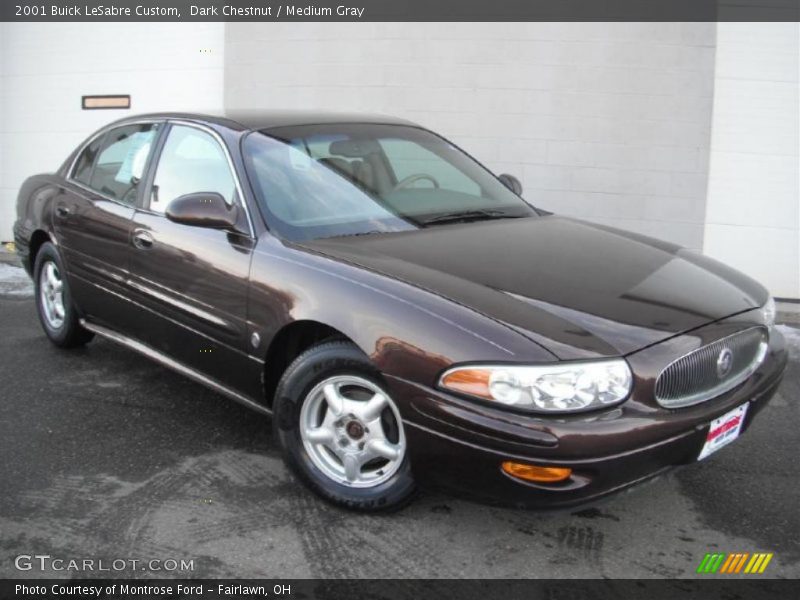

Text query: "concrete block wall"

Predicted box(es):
[0, 23, 226, 241]
[225, 22, 717, 250]
[703, 23, 799, 299]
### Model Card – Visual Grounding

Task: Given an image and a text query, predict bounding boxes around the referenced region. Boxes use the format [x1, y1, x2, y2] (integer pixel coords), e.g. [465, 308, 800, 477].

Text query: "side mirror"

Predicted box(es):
[165, 192, 239, 231]
[498, 173, 523, 196]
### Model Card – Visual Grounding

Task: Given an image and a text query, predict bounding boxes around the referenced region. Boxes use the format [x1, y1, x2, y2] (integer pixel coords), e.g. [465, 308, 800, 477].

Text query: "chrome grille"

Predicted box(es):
[655, 327, 768, 409]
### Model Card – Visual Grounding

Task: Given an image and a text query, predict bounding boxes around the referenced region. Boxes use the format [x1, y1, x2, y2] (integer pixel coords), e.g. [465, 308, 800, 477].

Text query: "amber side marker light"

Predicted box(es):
[501, 461, 572, 483]
[440, 368, 492, 399]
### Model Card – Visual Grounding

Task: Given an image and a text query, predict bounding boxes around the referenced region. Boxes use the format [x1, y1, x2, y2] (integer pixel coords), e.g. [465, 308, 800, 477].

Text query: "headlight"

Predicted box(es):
[762, 297, 776, 329]
[439, 359, 633, 413]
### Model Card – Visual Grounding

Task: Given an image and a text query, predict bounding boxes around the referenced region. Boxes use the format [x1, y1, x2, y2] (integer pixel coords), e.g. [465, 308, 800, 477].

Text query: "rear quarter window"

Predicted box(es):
[72, 135, 105, 185]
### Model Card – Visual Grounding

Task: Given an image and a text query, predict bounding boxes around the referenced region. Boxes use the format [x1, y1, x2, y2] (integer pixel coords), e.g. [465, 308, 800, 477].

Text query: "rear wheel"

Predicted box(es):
[34, 242, 94, 348]
[273, 340, 415, 511]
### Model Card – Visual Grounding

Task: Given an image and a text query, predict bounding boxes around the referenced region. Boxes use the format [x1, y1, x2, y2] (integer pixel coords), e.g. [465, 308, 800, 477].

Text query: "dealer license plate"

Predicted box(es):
[697, 403, 749, 461]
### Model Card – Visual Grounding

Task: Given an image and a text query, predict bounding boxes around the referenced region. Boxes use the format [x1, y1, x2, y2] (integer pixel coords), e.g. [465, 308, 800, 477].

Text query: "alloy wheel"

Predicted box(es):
[299, 375, 406, 488]
[39, 261, 65, 329]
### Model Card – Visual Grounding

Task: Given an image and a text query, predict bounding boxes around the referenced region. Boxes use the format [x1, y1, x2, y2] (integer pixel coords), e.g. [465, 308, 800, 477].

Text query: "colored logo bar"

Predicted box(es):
[696, 552, 773, 574]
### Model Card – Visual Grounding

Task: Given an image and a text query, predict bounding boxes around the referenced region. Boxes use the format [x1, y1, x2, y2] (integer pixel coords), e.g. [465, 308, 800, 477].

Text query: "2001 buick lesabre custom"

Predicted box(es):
[14, 112, 787, 511]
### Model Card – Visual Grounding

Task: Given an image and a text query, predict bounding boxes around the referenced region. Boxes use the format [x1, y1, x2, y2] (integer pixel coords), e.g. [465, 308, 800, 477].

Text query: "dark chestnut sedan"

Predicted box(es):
[14, 111, 787, 511]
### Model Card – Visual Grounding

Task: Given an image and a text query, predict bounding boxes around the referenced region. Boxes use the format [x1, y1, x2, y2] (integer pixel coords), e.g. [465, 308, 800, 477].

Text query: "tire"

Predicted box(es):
[273, 340, 416, 512]
[33, 241, 94, 348]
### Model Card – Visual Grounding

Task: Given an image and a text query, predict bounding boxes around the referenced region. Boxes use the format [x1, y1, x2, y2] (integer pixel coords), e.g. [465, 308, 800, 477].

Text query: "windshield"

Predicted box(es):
[242, 123, 537, 241]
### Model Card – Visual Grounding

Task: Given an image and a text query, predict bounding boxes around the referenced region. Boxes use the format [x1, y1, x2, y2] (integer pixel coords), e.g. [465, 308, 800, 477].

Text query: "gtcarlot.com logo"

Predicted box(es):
[14, 554, 195, 573]
[696, 552, 773, 574]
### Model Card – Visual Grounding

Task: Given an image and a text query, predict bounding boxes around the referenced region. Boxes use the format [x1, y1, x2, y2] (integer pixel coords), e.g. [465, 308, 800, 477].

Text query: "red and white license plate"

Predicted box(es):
[697, 403, 749, 461]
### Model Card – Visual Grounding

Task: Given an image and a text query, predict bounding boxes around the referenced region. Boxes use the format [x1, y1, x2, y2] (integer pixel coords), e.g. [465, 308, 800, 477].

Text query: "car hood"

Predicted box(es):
[300, 216, 768, 359]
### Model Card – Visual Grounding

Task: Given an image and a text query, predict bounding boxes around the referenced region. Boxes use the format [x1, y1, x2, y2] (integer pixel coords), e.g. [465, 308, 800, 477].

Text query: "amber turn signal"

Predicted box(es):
[440, 368, 492, 399]
[501, 461, 572, 483]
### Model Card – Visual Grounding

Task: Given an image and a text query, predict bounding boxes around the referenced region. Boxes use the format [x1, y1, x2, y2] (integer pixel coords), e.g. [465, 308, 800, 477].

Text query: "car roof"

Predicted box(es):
[125, 110, 419, 132]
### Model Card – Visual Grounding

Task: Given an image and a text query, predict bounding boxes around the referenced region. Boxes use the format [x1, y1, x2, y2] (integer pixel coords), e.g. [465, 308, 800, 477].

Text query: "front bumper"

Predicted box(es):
[387, 322, 788, 509]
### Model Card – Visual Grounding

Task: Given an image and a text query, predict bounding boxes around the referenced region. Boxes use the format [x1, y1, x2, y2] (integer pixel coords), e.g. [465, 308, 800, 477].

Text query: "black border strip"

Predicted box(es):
[2, 578, 799, 599]
[2, 0, 800, 22]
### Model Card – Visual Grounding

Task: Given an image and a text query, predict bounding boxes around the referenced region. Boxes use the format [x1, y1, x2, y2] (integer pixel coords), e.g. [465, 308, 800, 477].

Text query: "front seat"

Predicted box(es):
[318, 157, 355, 182]
[351, 160, 376, 192]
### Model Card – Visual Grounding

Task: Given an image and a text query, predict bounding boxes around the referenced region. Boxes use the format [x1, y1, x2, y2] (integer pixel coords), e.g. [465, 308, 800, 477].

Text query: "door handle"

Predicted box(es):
[132, 229, 154, 250]
[55, 205, 71, 218]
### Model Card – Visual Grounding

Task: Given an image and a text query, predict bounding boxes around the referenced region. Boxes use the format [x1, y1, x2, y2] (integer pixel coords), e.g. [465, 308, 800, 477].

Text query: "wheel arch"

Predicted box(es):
[27, 229, 53, 274]
[262, 319, 358, 409]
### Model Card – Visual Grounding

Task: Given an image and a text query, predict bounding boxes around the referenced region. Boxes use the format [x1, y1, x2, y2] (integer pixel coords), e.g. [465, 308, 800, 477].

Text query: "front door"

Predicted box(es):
[126, 123, 255, 393]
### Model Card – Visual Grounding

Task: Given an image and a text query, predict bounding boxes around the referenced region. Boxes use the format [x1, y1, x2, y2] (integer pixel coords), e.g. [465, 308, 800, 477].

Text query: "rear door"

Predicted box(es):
[55, 121, 162, 331]
[126, 122, 256, 393]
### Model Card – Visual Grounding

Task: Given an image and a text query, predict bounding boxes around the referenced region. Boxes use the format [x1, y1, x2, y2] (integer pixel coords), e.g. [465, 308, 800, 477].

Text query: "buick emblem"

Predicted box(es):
[716, 348, 734, 379]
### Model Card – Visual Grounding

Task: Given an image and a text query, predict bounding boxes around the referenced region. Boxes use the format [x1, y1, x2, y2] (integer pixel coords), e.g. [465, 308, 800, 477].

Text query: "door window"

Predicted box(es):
[86, 123, 160, 204]
[150, 125, 237, 214]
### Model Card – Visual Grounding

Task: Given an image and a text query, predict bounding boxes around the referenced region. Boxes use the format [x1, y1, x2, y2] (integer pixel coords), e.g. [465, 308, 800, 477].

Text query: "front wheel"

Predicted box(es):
[273, 341, 416, 511]
[34, 241, 94, 348]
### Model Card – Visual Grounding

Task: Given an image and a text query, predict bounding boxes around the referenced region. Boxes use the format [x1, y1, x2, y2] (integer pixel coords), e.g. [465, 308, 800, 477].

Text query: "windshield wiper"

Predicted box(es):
[327, 230, 389, 239]
[421, 210, 524, 226]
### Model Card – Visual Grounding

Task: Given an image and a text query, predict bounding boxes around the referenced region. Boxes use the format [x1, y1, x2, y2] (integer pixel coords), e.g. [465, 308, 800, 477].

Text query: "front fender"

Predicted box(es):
[247, 236, 554, 389]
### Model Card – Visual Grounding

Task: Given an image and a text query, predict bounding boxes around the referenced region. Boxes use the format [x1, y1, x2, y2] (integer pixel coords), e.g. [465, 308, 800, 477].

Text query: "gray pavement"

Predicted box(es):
[0, 266, 798, 579]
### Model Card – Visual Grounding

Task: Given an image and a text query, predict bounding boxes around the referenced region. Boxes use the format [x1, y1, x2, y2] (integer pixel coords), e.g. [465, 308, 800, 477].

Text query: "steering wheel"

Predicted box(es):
[392, 173, 440, 192]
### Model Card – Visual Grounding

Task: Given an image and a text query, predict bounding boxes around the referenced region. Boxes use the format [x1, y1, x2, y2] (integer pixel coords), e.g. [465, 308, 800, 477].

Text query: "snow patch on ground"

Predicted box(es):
[0, 264, 34, 297]
[777, 324, 800, 360]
